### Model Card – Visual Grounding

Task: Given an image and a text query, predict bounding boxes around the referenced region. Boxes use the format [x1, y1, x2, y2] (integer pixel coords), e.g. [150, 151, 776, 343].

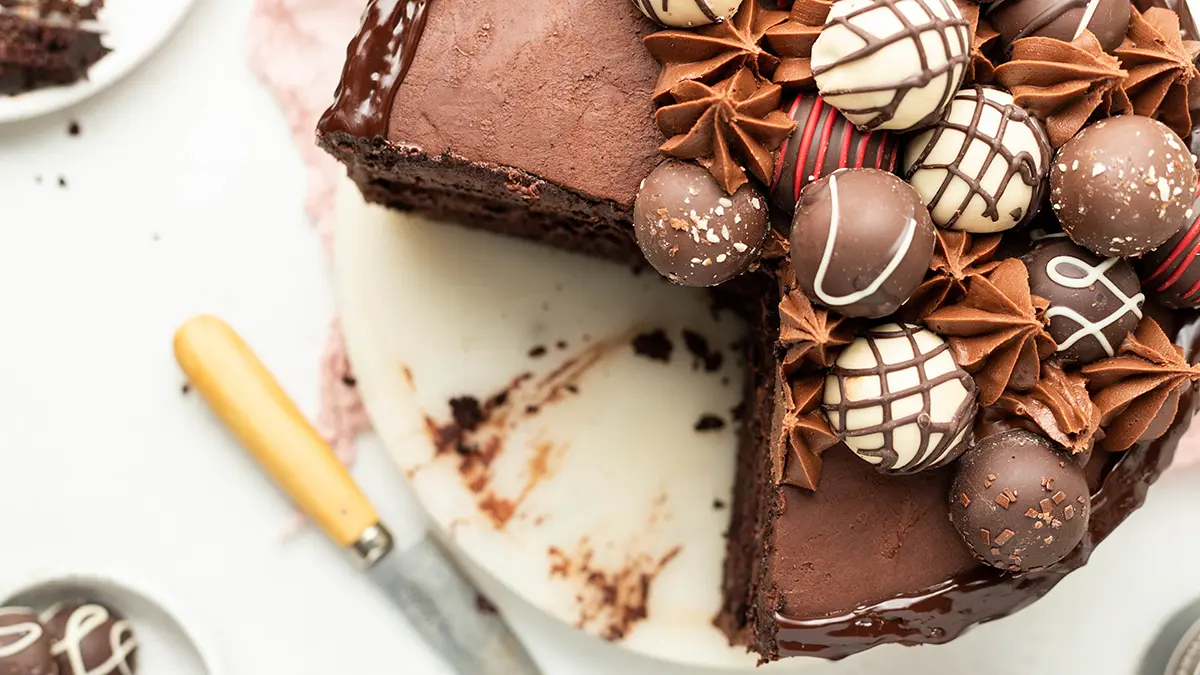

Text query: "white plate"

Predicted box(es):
[0, 0, 196, 123]
[333, 181, 814, 670]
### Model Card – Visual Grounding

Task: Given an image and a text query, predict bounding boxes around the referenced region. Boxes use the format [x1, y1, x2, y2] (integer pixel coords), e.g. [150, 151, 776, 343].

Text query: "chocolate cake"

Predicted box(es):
[0, 0, 109, 96]
[318, 0, 1200, 662]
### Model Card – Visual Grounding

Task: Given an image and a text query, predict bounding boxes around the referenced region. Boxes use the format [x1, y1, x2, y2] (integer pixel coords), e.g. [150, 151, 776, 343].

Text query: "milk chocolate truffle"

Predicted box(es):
[904, 86, 1051, 233]
[770, 93, 901, 215]
[0, 607, 57, 675]
[987, 0, 1132, 53]
[811, 0, 971, 131]
[634, 161, 769, 287]
[1050, 116, 1199, 257]
[1022, 239, 1145, 364]
[950, 429, 1090, 572]
[1138, 194, 1200, 308]
[791, 169, 936, 317]
[632, 0, 744, 27]
[43, 603, 137, 675]
[824, 323, 978, 473]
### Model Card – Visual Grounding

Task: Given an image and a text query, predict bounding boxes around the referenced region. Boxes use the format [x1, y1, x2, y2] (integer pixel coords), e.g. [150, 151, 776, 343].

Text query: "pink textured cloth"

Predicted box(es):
[243, 0, 1200, 469]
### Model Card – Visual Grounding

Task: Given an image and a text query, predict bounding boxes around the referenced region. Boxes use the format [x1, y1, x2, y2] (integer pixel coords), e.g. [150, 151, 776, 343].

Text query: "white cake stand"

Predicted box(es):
[332, 181, 818, 670]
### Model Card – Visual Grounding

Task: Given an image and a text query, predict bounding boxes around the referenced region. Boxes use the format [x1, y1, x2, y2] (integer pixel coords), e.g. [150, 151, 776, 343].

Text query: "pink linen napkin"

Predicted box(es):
[243, 0, 1200, 469]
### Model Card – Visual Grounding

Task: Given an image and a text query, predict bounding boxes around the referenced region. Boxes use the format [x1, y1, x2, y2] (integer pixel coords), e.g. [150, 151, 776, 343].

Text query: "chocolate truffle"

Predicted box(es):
[950, 429, 1090, 572]
[0, 607, 57, 675]
[1138, 194, 1200, 308]
[791, 169, 936, 318]
[1022, 239, 1145, 364]
[43, 603, 137, 675]
[811, 0, 971, 132]
[1050, 115, 1199, 257]
[633, 160, 769, 287]
[632, 0, 743, 27]
[904, 86, 1051, 233]
[770, 92, 901, 215]
[987, 0, 1132, 53]
[824, 323, 977, 473]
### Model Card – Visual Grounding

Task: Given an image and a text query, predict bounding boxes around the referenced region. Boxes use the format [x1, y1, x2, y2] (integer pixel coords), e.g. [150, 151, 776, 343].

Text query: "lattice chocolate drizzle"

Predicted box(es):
[635, 0, 723, 23]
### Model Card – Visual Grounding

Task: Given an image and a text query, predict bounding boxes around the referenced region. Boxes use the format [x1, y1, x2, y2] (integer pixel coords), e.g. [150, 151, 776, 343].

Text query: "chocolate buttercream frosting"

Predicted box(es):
[900, 229, 1003, 322]
[644, 0, 789, 104]
[993, 360, 1101, 453]
[778, 374, 841, 490]
[1082, 317, 1200, 451]
[778, 286, 855, 372]
[994, 31, 1131, 147]
[656, 67, 796, 194]
[956, 0, 1001, 84]
[764, 0, 832, 89]
[1115, 7, 1200, 138]
[926, 258, 1057, 405]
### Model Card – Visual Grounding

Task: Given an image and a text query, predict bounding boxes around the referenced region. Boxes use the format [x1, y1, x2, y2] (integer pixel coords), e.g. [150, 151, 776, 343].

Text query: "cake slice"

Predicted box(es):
[318, 0, 1200, 661]
[0, 0, 109, 96]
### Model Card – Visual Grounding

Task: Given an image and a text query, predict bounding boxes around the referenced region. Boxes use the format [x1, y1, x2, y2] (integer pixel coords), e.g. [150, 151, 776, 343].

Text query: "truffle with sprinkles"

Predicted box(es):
[634, 160, 769, 287]
[1050, 116, 1199, 257]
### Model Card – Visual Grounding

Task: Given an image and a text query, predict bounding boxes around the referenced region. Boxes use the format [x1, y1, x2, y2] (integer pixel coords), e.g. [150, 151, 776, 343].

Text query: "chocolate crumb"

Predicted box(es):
[57, 176, 67, 188]
[68, 121, 81, 136]
[565, 384, 579, 394]
[730, 401, 746, 421]
[556, 340, 568, 350]
[449, 396, 485, 432]
[682, 330, 723, 372]
[525, 405, 540, 415]
[181, 383, 191, 395]
[713, 499, 726, 510]
[695, 414, 725, 431]
[528, 345, 547, 358]
[475, 593, 498, 615]
[341, 375, 357, 387]
[632, 330, 673, 362]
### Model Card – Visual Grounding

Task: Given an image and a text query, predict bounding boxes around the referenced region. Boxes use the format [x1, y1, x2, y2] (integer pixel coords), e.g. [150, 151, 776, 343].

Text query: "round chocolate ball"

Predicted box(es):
[0, 607, 57, 675]
[770, 93, 901, 215]
[1138, 194, 1200, 308]
[43, 603, 137, 675]
[1050, 116, 1199, 257]
[987, 0, 1131, 53]
[631, 0, 743, 27]
[633, 161, 769, 287]
[811, 0, 971, 132]
[824, 323, 977, 473]
[1022, 239, 1145, 364]
[791, 168, 936, 318]
[904, 86, 1051, 233]
[950, 429, 1090, 572]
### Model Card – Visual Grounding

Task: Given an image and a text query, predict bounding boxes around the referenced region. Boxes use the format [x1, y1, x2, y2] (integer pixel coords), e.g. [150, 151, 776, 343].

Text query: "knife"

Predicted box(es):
[174, 315, 543, 675]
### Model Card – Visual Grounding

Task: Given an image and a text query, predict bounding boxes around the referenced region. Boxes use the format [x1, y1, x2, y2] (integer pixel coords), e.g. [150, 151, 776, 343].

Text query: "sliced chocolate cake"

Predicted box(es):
[0, 0, 109, 96]
[318, 0, 1200, 661]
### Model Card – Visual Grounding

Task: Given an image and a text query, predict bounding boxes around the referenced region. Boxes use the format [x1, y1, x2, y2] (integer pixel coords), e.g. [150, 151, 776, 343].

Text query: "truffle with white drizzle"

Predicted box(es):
[904, 86, 1050, 233]
[824, 323, 977, 473]
[790, 168, 936, 318]
[987, 0, 1131, 53]
[0, 607, 57, 675]
[1021, 239, 1144, 364]
[43, 603, 138, 675]
[631, 0, 743, 27]
[810, 0, 971, 132]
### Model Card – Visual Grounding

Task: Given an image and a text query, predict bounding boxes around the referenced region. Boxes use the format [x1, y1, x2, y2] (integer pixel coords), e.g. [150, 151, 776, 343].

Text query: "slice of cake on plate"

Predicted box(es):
[0, 0, 109, 96]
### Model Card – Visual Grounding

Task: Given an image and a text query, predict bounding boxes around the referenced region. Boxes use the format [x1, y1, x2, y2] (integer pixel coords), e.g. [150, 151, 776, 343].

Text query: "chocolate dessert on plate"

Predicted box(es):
[0, 0, 110, 96]
[318, 0, 1200, 662]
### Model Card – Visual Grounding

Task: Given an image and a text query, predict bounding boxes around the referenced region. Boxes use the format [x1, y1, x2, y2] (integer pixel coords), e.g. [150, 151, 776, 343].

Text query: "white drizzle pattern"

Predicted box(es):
[44, 604, 137, 675]
[1044, 254, 1144, 357]
[813, 173, 919, 307]
[1073, 0, 1102, 39]
[0, 608, 43, 659]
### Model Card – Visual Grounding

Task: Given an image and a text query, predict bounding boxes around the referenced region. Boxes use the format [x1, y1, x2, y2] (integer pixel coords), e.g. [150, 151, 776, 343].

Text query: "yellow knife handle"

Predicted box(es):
[174, 315, 379, 550]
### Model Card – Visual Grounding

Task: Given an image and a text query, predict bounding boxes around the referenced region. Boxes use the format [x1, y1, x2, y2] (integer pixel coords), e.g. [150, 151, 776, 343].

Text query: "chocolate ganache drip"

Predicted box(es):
[317, 0, 433, 138]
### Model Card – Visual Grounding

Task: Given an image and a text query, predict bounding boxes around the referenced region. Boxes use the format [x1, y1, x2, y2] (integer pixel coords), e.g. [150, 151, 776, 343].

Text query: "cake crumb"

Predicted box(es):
[632, 330, 673, 362]
[341, 375, 357, 387]
[57, 176, 67, 188]
[68, 121, 81, 136]
[475, 593, 498, 615]
[449, 396, 485, 432]
[682, 329, 723, 372]
[712, 499, 726, 510]
[695, 414, 725, 431]
[181, 383, 191, 395]
[528, 345, 547, 358]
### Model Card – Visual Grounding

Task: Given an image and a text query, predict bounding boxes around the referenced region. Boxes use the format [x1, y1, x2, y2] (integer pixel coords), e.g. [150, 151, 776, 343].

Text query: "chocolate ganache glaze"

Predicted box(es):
[318, 0, 432, 138]
[773, 315, 1200, 659]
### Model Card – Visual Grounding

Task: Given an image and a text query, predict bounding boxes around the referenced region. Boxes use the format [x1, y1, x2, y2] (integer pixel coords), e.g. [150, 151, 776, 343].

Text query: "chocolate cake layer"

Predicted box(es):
[318, 0, 1197, 661]
[0, 10, 108, 96]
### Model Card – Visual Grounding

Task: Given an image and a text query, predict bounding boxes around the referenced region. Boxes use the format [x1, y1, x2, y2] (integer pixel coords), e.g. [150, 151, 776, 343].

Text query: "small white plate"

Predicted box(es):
[0, 0, 196, 123]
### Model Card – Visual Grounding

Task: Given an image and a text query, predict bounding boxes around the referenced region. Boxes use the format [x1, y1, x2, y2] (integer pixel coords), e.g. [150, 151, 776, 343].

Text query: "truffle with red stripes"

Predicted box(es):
[770, 93, 900, 215]
[1138, 193, 1200, 309]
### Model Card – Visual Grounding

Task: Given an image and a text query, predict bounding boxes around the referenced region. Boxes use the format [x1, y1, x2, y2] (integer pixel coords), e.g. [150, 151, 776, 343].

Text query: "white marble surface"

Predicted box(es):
[2, 1, 1200, 673]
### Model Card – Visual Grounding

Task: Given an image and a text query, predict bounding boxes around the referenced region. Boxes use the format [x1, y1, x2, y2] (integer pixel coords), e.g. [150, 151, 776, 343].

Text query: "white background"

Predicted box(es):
[2, 0, 1200, 673]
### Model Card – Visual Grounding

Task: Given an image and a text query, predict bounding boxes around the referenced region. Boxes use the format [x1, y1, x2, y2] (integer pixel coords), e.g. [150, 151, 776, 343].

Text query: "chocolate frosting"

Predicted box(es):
[318, 0, 431, 138]
[644, 1, 789, 104]
[764, 0, 833, 89]
[1115, 7, 1200, 138]
[778, 374, 841, 490]
[1082, 316, 1200, 450]
[955, 0, 1001, 84]
[993, 31, 1131, 147]
[656, 67, 796, 194]
[925, 258, 1057, 405]
[775, 316, 1200, 659]
[900, 229, 1003, 322]
[778, 286, 855, 372]
[993, 360, 1101, 453]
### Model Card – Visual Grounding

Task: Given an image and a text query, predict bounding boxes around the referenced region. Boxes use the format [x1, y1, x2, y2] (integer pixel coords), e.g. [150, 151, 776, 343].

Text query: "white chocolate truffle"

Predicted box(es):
[904, 86, 1051, 233]
[824, 323, 976, 473]
[631, 0, 743, 27]
[811, 0, 970, 132]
